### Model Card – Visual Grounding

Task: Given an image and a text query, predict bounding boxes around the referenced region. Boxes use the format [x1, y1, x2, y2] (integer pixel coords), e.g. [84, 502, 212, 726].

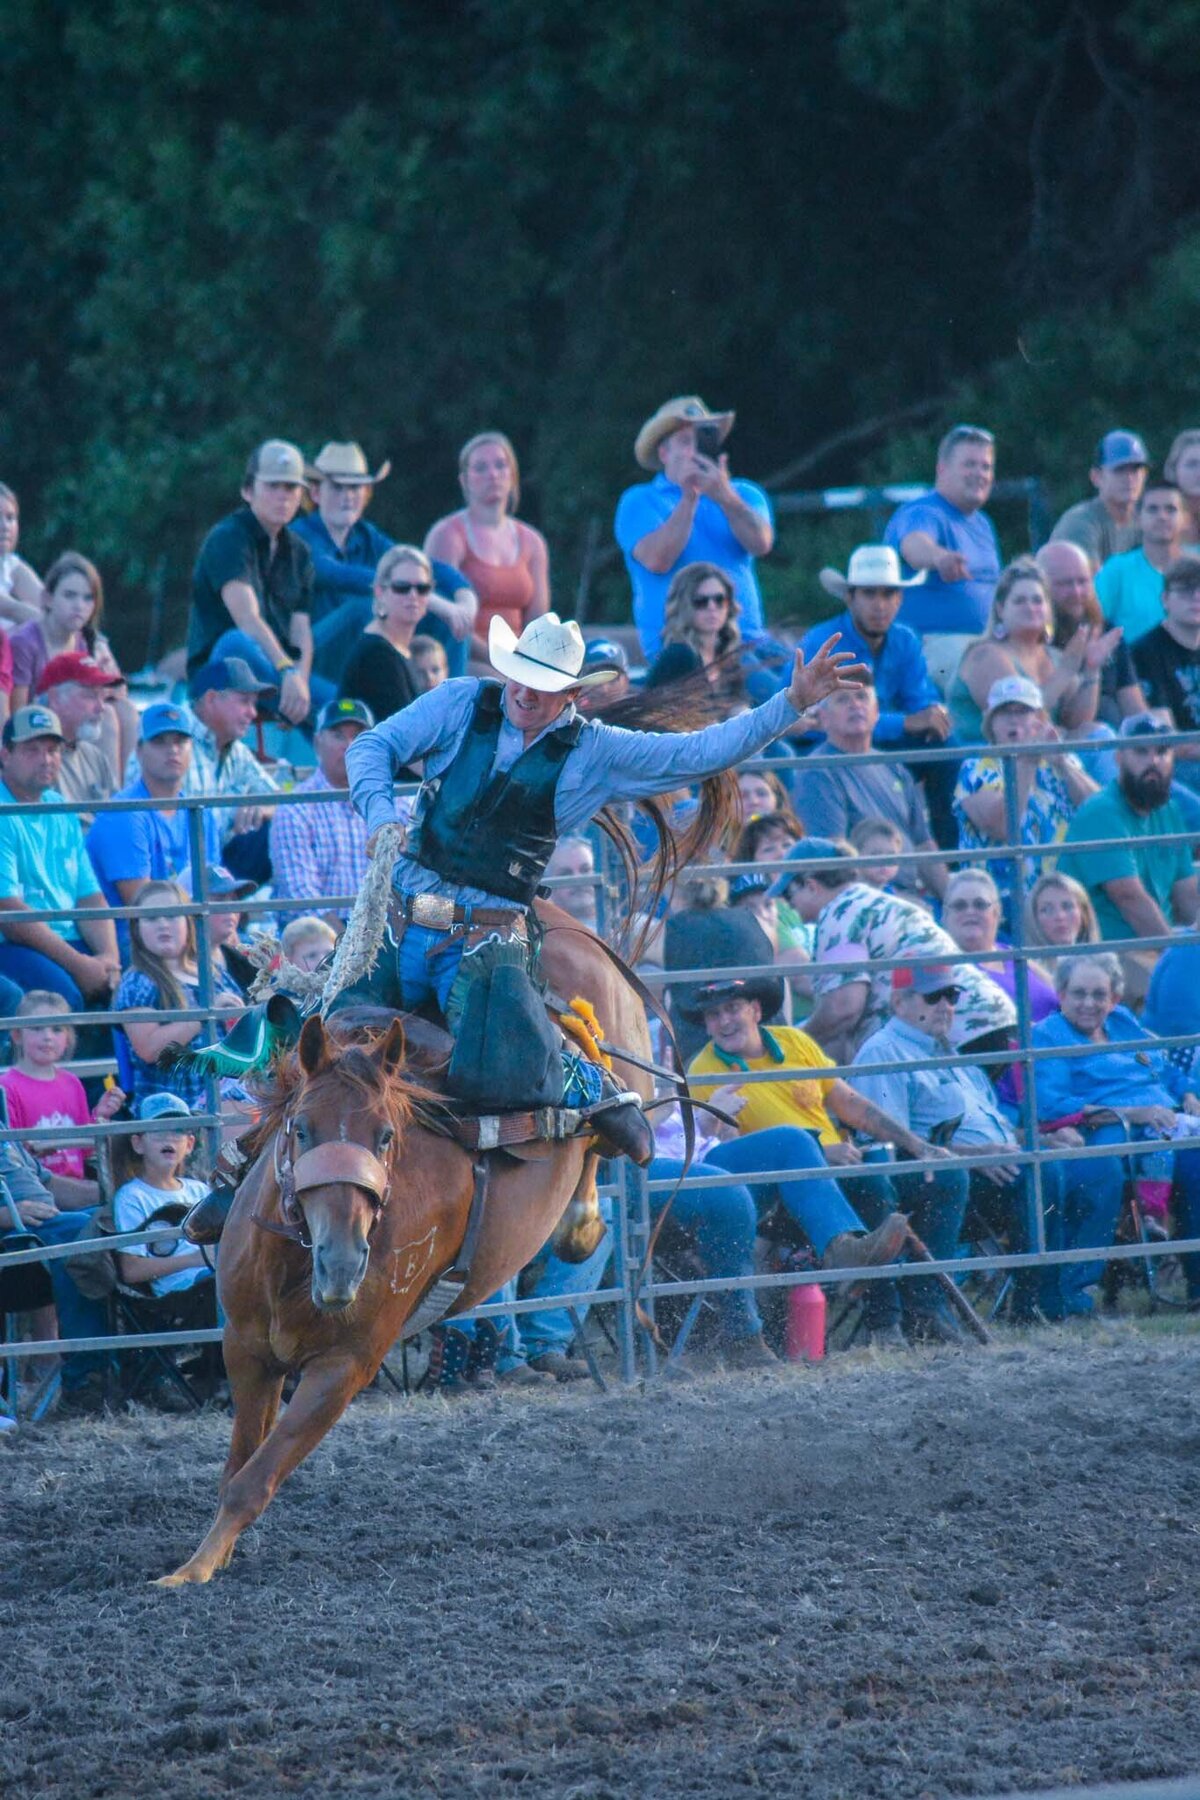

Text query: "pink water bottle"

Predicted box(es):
[785, 1281, 827, 1362]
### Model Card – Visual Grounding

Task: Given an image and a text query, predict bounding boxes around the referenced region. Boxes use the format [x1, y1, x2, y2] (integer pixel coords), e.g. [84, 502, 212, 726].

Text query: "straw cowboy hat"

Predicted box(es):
[818, 544, 927, 601]
[307, 441, 392, 486]
[634, 396, 735, 471]
[488, 613, 619, 693]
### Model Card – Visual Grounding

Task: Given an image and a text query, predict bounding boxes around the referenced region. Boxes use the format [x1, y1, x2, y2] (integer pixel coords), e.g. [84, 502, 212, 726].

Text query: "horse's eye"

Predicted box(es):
[294, 1118, 311, 1145]
[376, 1125, 395, 1152]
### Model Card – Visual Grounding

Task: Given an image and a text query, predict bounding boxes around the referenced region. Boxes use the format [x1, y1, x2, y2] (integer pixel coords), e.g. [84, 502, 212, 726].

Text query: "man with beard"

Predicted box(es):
[1062, 715, 1198, 942]
[34, 653, 121, 815]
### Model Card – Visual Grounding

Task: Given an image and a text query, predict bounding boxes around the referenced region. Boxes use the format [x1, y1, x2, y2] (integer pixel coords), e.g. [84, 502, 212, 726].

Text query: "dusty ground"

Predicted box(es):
[4, 1323, 1200, 1800]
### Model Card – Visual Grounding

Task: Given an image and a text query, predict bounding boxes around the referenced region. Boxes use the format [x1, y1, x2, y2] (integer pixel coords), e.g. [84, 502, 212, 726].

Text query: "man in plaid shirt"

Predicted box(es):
[269, 698, 374, 929]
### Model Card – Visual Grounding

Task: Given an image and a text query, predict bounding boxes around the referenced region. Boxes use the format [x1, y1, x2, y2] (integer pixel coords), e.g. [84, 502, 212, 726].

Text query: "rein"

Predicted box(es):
[251, 1109, 395, 1251]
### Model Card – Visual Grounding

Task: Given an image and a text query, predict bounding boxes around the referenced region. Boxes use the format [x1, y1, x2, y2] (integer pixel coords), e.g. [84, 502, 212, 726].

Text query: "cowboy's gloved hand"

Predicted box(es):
[787, 634, 870, 713]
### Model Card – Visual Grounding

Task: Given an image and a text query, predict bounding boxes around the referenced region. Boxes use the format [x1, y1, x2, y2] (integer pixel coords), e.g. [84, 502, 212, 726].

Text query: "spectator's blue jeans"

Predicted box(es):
[31, 1209, 112, 1389]
[0, 938, 92, 1012]
[209, 629, 335, 718]
[454, 1206, 614, 1365]
[856, 1163, 969, 1329]
[1171, 1144, 1200, 1301]
[1038, 1127, 1125, 1317]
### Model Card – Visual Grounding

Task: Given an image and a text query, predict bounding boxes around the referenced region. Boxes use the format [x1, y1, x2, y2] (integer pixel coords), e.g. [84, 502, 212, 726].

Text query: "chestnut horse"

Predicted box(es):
[157, 904, 652, 1586]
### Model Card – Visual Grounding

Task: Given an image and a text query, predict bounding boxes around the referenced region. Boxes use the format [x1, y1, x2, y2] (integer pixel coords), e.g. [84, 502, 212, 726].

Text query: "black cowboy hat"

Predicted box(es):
[679, 973, 786, 1024]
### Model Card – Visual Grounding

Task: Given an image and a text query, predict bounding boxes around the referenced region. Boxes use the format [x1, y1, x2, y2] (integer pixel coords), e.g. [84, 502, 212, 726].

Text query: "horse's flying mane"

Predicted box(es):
[248, 1030, 431, 1160]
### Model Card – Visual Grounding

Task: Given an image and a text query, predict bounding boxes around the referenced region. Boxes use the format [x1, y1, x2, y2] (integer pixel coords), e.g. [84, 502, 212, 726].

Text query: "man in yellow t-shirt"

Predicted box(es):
[687, 978, 931, 1166]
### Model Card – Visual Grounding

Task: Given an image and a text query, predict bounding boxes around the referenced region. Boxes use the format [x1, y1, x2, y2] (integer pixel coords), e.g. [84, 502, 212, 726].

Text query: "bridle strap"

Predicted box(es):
[251, 1110, 395, 1250]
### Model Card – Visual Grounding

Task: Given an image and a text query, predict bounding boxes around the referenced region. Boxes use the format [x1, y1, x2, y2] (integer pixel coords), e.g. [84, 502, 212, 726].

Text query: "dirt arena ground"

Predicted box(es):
[4, 1322, 1200, 1799]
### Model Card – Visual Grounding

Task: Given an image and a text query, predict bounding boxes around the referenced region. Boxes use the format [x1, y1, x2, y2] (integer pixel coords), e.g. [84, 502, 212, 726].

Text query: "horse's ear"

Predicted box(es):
[298, 1013, 331, 1076]
[374, 1018, 407, 1076]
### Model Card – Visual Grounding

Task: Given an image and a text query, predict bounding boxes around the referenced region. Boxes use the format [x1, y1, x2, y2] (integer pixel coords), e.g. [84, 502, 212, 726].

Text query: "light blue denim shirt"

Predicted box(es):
[345, 676, 801, 912]
[851, 1013, 1016, 1149]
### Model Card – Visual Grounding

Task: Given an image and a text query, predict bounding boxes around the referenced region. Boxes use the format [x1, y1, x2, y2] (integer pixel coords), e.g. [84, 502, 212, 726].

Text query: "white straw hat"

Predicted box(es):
[818, 544, 927, 600]
[488, 613, 619, 693]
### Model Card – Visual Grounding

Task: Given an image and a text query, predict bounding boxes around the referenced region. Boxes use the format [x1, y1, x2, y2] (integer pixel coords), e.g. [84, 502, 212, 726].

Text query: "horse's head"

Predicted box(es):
[277, 1014, 409, 1312]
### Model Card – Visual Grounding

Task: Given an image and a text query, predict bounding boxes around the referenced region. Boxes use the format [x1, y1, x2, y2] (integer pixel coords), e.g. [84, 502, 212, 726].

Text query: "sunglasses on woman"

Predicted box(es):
[388, 580, 433, 596]
[691, 590, 729, 610]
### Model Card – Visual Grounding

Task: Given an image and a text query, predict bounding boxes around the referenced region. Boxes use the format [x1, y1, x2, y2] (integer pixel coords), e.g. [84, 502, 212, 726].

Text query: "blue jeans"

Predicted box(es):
[0, 939, 90, 1011]
[397, 924, 466, 1016]
[1038, 1126, 1125, 1317]
[209, 629, 335, 719]
[653, 1128, 867, 1341]
[455, 1205, 614, 1364]
[856, 1163, 969, 1329]
[31, 1210, 112, 1389]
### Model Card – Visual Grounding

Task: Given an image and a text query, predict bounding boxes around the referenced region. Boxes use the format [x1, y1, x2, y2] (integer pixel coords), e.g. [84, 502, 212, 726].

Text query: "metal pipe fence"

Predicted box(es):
[2, 730, 1199, 1395]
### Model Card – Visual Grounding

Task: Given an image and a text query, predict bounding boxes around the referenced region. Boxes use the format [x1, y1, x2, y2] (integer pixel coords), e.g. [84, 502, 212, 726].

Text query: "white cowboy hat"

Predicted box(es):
[818, 544, 928, 600]
[634, 396, 735, 471]
[306, 441, 392, 486]
[488, 613, 619, 693]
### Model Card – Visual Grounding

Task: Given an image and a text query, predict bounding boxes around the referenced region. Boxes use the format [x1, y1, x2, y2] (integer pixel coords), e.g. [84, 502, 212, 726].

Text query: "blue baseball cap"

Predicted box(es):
[139, 702, 194, 742]
[1096, 430, 1149, 469]
[767, 837, 851, 897]
[188, 656, 276, 701]
[315, 696, 375, 733]
[582, 638, 629, 675]
[136, 1091, 196, 1123]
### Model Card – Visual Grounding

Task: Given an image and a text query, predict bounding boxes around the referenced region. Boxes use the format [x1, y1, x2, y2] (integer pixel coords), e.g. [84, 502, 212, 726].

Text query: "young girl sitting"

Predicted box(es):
[114, 881, 243, 1114]
[0, 990, 125, 1206]
[111, 1092, 214, 1307]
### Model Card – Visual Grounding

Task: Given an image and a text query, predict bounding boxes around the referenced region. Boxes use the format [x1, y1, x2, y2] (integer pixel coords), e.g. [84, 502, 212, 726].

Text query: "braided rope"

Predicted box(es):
[319, 821, 407, 1013]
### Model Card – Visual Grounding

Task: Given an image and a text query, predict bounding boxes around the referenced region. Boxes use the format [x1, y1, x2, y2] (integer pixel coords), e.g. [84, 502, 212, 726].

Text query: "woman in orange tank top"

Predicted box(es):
[424, 431, 550, 663]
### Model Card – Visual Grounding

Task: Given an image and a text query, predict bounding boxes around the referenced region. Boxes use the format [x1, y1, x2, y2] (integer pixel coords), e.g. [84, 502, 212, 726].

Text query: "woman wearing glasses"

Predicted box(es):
[338, 545, 435, 724]
[645, 562, 742, 690]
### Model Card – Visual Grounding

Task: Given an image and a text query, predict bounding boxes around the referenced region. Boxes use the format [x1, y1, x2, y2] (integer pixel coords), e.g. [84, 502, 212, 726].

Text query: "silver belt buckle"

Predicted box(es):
[411, 893, 457, 931]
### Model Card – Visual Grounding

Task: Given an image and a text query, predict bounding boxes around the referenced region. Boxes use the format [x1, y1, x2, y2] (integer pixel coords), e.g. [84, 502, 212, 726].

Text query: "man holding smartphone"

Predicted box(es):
[614, 395, 775, 660]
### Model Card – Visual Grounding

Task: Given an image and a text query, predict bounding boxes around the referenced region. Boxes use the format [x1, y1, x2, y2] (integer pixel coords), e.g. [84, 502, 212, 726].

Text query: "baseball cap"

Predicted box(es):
[581, 638, 630, 676]
[728, 872, 771, 903]
[315, 696, 375, 733]
[1118, 714, 1173, 741]
[892, 963, 961, 996]
[139, 703, 194, 742]
[36, 652, 122, 694]
[184, 863, 257, 901]
[249, 439, 306, 483]
[983, 675, 1044, 726]
[2, 704, 66, 748]
[136, 1091, 196, 1123]
[189, 656, 276, 701]
[767, 837, 850, 897]
[1095, 429, 1149, 469]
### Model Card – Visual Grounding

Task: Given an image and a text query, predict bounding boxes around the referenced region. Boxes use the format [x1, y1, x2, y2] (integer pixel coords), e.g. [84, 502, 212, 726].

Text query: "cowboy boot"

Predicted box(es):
[182, 1182, 237, 1246]
[181, 1137, 251, 1245]
[588, 1070, 654, 1166]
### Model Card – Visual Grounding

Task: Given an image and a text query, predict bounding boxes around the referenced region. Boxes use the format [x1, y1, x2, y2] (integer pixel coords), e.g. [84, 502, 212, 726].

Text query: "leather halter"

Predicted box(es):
[252, 1110, 394, 1250]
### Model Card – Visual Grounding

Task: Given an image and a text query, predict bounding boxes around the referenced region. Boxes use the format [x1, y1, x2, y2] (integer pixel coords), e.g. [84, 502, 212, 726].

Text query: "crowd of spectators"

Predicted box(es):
[4, 402, 1200, 1417]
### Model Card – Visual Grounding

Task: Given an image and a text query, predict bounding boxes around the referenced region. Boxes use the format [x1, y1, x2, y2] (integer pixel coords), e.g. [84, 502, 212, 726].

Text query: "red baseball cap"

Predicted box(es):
[36, 652, 121, 694]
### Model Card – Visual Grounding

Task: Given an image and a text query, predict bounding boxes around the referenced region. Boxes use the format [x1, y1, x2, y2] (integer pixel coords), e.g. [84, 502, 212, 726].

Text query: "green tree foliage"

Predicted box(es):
[1, 0, 1198, 657]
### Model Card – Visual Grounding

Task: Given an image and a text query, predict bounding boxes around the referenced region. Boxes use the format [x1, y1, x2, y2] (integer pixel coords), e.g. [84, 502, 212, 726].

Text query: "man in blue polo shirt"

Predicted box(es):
[884, 423, 1002, 692]
[85, 704, 222, 954]
[614, 395, 774, 660]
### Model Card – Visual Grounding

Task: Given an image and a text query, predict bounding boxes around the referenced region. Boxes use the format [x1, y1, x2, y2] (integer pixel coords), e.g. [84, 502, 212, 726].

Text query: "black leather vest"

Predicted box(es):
[408, 683, 583, 905]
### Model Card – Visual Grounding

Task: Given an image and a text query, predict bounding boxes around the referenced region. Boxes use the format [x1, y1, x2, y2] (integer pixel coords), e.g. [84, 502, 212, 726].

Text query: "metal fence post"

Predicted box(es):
[186, 805, 223, 1173]
[1001, 750, 1048, 1260]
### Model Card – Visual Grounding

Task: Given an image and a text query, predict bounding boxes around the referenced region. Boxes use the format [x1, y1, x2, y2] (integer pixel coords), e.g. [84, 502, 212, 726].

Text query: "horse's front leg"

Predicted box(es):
[219, 1330, 286, 1495]
[155, 1352, 367, 1588]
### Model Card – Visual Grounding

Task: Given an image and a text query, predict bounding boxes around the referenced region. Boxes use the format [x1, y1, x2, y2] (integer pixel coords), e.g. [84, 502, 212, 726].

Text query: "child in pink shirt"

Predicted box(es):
[0, 990, 124, 1189]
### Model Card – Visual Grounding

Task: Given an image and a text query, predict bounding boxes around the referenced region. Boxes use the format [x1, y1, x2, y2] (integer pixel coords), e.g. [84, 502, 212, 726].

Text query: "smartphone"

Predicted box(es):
[693, 421, 724, 460]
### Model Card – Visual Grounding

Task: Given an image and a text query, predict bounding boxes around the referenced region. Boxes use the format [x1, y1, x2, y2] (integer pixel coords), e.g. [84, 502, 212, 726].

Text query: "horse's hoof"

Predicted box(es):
[153, 1563, 212, 1588]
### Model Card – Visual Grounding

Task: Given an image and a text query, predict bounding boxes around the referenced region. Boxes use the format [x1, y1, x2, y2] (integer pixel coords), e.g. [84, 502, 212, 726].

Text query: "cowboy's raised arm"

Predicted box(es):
[559, 636, 868, 821]
[345, 679, 481, 836]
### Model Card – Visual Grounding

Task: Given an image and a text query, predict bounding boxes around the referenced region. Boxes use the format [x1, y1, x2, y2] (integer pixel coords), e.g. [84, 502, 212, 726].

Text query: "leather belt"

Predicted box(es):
[397, 893, 529, 936]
